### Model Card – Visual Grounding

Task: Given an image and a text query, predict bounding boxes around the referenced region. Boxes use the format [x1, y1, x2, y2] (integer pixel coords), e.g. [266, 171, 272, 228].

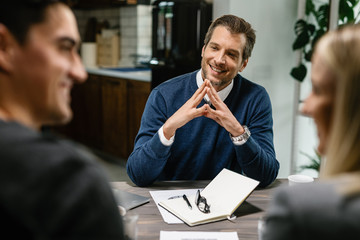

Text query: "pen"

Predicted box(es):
[168, 195, 182, 200]
[183, 194, 192, 209]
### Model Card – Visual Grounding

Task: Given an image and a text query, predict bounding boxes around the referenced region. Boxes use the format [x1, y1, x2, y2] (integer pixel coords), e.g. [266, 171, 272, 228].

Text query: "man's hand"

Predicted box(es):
[203, 79, 245, 136]
[163, 81, 209, 140]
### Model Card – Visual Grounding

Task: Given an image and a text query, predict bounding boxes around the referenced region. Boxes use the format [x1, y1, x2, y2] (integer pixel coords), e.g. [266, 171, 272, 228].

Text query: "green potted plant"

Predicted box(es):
[290, 0, 359, 82]
[298, 150, 322, 173]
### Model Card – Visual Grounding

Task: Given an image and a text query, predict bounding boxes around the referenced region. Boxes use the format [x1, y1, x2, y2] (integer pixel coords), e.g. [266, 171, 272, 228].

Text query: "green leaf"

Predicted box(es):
[291, 64, 307, 82]
[293, 32, 310, 50]
[307, 23, 316, 36]
[304, 49, 313, 62]
[339, 0, 355, 22]
[298, 150, 322, 172]
[346, 0, 360, 6]
[294, 19, 307, 35]
[298, 162, 320, 172]
[292, 20, 315, 50]
[315, 4, 329, 30]
[306, 0, 316, 16]
[311, 29, 326, 49]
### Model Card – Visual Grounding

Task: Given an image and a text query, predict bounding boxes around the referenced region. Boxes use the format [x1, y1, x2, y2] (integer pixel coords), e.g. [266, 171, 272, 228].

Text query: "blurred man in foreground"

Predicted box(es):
[0, 1, 124, 238]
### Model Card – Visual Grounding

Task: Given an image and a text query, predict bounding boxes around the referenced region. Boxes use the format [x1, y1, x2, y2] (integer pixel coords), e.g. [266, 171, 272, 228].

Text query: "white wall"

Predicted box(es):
[119, 5, 152, 67]
[214, 0, 299, 178]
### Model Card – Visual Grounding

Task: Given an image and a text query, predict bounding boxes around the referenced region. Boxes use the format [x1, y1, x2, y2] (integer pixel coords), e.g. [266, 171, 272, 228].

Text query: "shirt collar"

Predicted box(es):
[196, 70, 234, 104]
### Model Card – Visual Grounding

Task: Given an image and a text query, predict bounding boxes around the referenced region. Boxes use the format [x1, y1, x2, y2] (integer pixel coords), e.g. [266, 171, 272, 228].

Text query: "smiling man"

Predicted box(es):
[127, 15, 279, 187]
[0, 0, 124, 239]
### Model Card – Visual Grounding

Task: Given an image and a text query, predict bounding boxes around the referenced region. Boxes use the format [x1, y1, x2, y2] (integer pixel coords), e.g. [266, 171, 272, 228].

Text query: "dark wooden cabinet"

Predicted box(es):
[127, 79, 151, 154]
[54, 74, 103, 150]
[53, 74, 150, 160]
[101, 76, 128, 158]
[73, 75, 103, 149]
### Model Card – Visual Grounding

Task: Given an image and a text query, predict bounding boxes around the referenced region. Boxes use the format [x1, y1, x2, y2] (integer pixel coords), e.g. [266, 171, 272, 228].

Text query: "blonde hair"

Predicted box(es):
[316, 24, 360, 192]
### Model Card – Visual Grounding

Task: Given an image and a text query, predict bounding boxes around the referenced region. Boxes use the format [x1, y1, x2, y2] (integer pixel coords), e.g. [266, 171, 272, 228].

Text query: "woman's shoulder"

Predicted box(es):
[272, 179, 360, 215]
[264, 180, 360, 240]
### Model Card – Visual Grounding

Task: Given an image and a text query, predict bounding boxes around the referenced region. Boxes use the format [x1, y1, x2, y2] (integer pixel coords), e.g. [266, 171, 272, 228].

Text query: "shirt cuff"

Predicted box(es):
[158, 125, 175, 146]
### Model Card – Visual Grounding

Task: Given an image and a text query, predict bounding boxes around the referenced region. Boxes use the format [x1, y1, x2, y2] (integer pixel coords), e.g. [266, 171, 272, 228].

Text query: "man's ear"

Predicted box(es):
[201, 45, 205, 57]
[238, 58, 248, 72]
[0, 24, 17, 73]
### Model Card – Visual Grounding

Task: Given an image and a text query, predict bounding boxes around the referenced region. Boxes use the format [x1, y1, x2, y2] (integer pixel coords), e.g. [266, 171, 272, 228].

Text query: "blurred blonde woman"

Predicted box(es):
[261, 24, 360, 240]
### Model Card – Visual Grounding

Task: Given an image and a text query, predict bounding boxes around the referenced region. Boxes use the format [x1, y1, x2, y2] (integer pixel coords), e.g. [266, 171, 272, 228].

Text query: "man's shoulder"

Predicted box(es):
[232, 74, 269, 104]
[151, 71, 197, 101]
[0, 120, 36, 141]
[236, 74, 267, 93]
[0, 121, 95, 170]
[155, 71, 197, 91]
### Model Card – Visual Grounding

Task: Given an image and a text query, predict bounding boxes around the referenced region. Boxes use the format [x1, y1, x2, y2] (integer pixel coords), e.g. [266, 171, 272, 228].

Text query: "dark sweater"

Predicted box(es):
[127, 70, 279, 187]
[0, 120, 124, 240]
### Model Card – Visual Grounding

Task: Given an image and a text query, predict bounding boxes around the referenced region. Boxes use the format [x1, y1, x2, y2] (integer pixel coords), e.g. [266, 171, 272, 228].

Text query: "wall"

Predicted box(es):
[119, 5, 152, 67]
[74, 8, 121, 41]
[74, 5, 152, 67]
[136, 5, 152, 66]
[214, 0, 300, 178]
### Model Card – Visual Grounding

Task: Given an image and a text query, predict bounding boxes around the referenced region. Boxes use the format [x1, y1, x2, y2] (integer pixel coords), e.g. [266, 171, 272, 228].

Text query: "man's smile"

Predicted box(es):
[209, 64, 226, 73]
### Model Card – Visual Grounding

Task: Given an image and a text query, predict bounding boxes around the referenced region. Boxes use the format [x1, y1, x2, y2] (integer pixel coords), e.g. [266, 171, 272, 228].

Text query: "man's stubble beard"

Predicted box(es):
[202, 67, 232, 90]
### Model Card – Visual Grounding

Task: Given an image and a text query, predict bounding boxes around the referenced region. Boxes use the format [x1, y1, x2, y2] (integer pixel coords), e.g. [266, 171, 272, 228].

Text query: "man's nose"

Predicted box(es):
[70, 54, 88, 83]
[214, 51, 226, 64]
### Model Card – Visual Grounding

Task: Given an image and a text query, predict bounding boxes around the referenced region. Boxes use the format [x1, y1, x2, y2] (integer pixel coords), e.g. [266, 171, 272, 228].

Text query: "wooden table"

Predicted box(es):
[112, 179, 287, 240]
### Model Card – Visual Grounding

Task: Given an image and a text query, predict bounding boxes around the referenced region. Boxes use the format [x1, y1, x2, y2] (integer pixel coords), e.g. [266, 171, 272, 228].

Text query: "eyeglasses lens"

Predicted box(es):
[195, 190, 210, 213]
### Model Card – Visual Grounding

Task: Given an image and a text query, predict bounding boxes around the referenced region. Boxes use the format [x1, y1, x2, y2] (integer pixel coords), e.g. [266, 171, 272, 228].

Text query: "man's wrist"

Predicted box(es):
[159, 125, 174, 146]
[230, 125, 251, 145]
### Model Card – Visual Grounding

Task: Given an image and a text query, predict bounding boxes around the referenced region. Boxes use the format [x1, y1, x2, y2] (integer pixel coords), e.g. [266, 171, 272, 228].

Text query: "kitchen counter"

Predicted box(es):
[86, 67, 151, 82]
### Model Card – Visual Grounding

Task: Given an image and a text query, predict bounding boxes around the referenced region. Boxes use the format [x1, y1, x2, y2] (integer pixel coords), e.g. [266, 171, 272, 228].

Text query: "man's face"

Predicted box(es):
[201, 26, 248, 91]
[12, 3, 87, 128]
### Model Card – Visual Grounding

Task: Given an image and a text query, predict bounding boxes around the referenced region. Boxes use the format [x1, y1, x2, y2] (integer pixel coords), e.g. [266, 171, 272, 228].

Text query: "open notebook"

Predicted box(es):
[158, 168, 259, 226]
[112, 189, 150, 210]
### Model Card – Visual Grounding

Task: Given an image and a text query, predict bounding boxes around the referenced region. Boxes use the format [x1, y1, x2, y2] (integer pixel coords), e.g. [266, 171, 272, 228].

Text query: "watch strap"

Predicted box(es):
[230, 125, 251, 145]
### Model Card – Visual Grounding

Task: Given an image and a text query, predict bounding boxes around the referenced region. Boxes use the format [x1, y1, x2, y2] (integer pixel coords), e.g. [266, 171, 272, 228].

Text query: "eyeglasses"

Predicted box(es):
[195, 189, 210, 213]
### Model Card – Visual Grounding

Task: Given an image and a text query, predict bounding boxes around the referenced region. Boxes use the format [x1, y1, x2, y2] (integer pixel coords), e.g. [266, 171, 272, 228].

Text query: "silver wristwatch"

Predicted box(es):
[230, 126, 251, 145]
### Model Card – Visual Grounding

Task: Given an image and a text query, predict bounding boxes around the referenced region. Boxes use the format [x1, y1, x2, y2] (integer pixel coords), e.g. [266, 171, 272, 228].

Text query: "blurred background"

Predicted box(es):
[51, 0, 360, 181]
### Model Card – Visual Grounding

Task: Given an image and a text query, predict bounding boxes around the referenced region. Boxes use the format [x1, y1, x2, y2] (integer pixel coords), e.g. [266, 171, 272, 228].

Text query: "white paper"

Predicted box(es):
[156, 169, 259, 226]
[160, 231, 239, 240]
[149, 189, 200, 224]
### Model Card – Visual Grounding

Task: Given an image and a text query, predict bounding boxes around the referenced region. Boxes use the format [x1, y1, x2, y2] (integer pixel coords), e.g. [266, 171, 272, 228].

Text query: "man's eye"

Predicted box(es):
[59, 40, 75, 52]
[228, 52, 238, 58]
[60, 44, 72, 52]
